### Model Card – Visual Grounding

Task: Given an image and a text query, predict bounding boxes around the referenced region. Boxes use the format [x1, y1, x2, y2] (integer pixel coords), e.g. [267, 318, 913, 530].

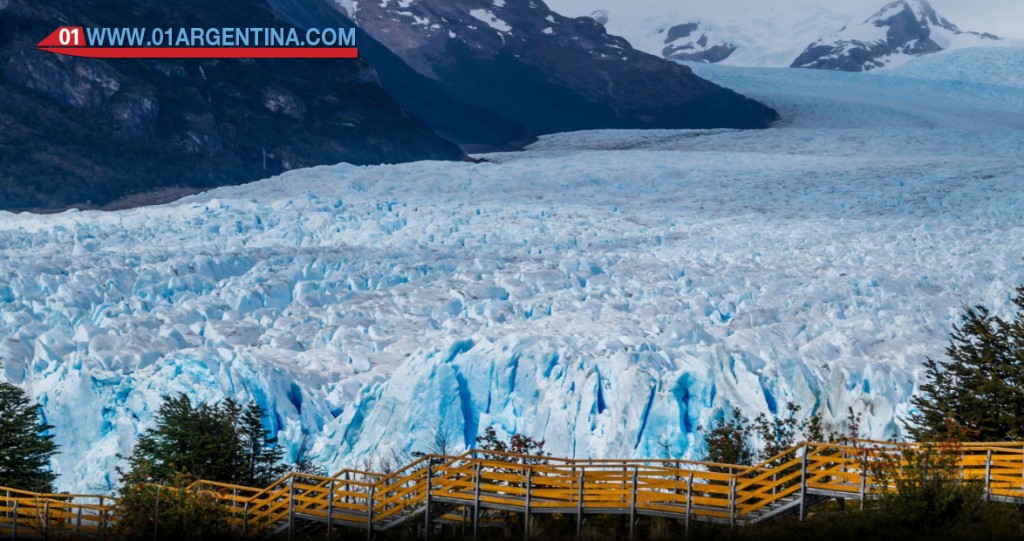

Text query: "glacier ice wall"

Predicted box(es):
[1, 53, 1024, 492]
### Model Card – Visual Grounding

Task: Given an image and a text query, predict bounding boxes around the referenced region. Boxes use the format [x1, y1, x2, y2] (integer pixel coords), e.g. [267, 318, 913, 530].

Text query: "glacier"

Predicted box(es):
[1, 49, 1024, 493]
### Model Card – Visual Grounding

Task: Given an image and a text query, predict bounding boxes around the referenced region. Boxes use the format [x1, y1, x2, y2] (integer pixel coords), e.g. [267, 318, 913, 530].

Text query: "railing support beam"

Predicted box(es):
[799, 447, 809, 521]
[424, 462, 432, 541]
[288, 476, 296, 541]
[985, 449, 993, 502]
[629, 467, 638, 541]
[473, 462, 482, 541]
[685, 472, 693, 538]
[859, 450, 868, 510]
[576, 470, 584, 541]
[367, 485, 375, 541]
[328, 479, 336, 541]
[524, 467, 532, 541]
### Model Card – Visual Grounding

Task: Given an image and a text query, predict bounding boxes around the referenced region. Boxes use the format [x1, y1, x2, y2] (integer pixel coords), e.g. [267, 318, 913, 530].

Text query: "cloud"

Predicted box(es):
[930, 0, 1024, 38]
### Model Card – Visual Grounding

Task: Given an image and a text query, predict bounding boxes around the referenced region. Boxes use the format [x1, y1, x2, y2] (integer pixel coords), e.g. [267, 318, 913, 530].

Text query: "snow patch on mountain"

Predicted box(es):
[1, 50, 1023, 493]
[544, 0, 1010, 68]
[792, 0, 999, 71]
[468, 9, 511, 33]
[545, 0, 861, 67]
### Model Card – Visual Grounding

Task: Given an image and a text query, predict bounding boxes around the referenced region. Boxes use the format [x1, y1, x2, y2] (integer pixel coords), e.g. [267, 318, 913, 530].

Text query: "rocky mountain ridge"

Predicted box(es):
[792, 0, 999, 71]
[328, 0, 778, 139]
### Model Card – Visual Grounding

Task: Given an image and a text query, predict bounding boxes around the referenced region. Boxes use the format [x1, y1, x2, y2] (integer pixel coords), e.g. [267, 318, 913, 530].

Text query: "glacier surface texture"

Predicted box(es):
[1, 49, 1023, 492]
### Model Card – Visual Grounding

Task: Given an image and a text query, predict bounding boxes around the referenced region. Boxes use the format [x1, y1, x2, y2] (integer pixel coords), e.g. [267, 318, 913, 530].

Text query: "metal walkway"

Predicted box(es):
[4, 440, 1024, 539]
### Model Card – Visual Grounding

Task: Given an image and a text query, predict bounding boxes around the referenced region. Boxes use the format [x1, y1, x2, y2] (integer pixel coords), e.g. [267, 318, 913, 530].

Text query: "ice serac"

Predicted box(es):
[324, 0, 778, 142]
[791, 0, 999, 71]
[0, 0, 463, 212]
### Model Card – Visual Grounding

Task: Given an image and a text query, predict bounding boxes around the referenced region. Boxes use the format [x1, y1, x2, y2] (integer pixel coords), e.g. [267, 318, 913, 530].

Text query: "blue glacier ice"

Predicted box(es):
[1, 48, 1023, 492]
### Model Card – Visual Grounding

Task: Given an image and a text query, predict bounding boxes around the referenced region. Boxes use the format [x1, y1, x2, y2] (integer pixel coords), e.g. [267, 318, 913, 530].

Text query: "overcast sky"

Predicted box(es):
[929, 0, 1024, 38]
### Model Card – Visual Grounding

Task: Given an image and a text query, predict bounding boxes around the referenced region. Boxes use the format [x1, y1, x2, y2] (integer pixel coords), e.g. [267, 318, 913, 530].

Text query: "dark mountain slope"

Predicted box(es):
[271, 0, 778, 148]
[265, 0, 532, 151]
[0, 0, 463, 211]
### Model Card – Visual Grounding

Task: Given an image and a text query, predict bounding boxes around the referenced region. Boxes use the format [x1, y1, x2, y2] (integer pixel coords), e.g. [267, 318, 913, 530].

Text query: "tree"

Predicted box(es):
[412, 423, 454, 458]
[908, 287, 1024, 441]
[752, 403, 804, 462]
[701, 405, 861, 468]
[868, 433, 988, 531]
[238, 402, 287, 486]
[701, 407, 755, 467]
[477, 425, 547, 464]
[291, 435, 324, 476]
[124, 394, 284, 486]
[0, 381, 59, 492]
[113, 466, 236, 541]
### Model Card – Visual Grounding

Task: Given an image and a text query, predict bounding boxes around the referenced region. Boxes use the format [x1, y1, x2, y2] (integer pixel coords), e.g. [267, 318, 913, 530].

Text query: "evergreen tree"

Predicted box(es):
[908, 287, 1024, 441]
[0, 382, 59, 492]
[126, 394, 284, 486]
[114, 467, 236, 541]
[238, 401, 286, 485]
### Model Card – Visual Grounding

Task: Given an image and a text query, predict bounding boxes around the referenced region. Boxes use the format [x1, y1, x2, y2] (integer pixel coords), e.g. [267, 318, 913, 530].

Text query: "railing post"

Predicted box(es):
[576, 470, 584, 541]
[243, 500, 249, 538]
[43, 499, 50, 538]
[985, 450, 993, 502]
[629, 467, 638, 541]
[423, 462, 432, 541]
[621, 466, 627, 504]
[12, 498, 17, 541]
[524, 467, 532, 541]
[367, 484, 375, 541]
[100, 496, 107, 539]
[473, 462, 482, 541]
[76, 503, 83, 537]
[288, 476, 296, 541]
[569, 464, 576, 503]
[685, 472, 693, 538]
[729, 476, 737, 527]
[799, 448, 809, 521]
[328, 479, 336, 541]
[859, 450, 868, 510]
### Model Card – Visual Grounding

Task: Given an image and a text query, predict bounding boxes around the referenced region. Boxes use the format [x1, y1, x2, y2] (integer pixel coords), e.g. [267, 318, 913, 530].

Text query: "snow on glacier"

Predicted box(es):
[2, 50, 1024, 492]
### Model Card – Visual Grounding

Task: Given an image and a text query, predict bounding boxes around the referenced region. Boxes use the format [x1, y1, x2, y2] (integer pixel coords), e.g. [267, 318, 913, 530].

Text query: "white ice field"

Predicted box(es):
[1, 48, 1022, 492]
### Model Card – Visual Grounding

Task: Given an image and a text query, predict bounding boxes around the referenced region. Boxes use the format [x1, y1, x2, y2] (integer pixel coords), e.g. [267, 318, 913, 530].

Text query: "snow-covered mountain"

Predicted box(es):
[544, 0, 857, 67]
[544, 0, 1007, 69]
[2, 46, 1023, 492]
[792, 0, 999, 71]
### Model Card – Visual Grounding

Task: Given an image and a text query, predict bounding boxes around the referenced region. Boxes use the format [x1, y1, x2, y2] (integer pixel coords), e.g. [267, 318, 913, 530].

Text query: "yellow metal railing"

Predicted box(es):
[3, 440, 1024, 537]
